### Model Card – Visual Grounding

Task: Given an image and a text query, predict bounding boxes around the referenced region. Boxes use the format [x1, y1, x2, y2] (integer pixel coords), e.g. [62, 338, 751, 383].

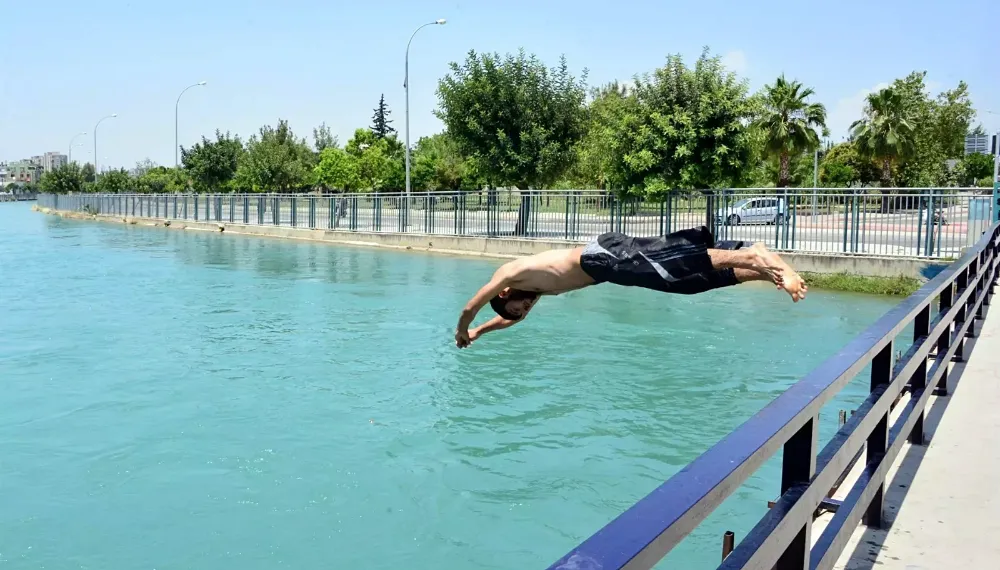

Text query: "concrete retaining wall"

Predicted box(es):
[34, 206, 949, 280]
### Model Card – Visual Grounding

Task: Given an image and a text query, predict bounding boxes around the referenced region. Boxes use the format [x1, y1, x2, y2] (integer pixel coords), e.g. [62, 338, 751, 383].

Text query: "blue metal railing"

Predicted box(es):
[547, 221, 1000, 569]
[37, 189, 990, 259]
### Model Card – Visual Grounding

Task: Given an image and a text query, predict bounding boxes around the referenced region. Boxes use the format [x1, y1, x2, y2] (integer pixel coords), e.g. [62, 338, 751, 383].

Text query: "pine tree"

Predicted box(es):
[371, 94, 396, 139]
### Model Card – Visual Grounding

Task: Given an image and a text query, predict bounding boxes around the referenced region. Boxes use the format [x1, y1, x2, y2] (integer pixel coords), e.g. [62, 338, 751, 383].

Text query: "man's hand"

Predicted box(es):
[455, 328, 472, 349]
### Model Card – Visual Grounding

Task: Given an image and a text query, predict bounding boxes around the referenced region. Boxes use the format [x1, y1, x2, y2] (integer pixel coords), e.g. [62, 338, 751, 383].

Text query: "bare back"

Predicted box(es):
[503, 246, 595, 295]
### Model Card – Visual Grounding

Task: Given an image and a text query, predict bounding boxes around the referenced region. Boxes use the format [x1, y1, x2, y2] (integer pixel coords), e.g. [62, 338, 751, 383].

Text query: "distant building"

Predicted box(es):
[6, 160, 43, 184]
[42, 152, 67, 172]
[965, 133, 999, 156]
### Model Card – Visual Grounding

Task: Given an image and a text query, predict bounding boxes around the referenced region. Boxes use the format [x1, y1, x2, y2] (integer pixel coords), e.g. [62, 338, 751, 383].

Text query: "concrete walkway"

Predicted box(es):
[832, 301, 1000, 569]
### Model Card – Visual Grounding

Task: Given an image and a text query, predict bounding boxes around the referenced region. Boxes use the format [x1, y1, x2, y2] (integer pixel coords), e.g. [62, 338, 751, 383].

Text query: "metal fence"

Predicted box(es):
[547, 222, 1000, 569]
[37, 188, 993, 259]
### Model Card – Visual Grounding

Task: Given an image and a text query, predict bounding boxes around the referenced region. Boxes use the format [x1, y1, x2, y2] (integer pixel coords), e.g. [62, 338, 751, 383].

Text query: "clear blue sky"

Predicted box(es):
[2, 0, 996, 169]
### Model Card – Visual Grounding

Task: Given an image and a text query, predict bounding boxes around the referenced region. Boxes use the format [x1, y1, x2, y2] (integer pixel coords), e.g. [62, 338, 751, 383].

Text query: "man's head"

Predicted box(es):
[490, 288, 539, 321]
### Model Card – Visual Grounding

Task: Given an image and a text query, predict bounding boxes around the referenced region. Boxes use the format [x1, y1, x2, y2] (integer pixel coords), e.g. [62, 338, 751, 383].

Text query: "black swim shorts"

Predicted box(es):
[579, 227, 748, 295]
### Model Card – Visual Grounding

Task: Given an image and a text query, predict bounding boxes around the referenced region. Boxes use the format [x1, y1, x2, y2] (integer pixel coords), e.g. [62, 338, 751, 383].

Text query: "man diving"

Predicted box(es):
[454, 226, 807, 348]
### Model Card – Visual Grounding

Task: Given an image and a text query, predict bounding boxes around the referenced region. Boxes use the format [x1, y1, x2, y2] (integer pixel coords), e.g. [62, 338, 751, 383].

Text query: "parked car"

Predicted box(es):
[716, 197, 787, 226]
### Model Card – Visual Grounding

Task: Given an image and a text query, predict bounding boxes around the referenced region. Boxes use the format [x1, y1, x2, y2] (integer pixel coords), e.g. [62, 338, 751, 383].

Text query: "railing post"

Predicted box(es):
[243, 196, 249, 224]
[851, 193, 860, 253]
[776, 416, 817, 570]
[842, 193, 850, 253]
[910, 305, 931, 445]
[328, 197, 335, 229]
[374, 193, 382, 232]
[290, 196, 297, 227]
[864, 343, 893, 528]
[936, 281, 953, 395]
[273, 197, 280, 226]
[193, 195, 199, 221]
[309, 196, 317, 229]
[954, 267, 969, 360]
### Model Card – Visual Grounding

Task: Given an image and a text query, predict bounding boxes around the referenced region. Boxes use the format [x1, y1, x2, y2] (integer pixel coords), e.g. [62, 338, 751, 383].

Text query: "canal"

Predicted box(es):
[0, 203, 900, 569]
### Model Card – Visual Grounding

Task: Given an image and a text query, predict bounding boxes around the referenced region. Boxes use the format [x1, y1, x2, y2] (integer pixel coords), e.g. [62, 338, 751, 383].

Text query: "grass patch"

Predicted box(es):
[800, 271, 921, 297]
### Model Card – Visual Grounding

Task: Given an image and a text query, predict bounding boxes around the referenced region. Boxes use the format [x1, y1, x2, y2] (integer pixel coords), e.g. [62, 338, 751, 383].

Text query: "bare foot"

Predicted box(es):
[750, 243, 807, 302]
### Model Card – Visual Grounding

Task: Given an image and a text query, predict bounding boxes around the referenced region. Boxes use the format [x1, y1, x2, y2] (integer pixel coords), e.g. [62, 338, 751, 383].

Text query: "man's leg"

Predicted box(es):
[704, 245, 806, 301]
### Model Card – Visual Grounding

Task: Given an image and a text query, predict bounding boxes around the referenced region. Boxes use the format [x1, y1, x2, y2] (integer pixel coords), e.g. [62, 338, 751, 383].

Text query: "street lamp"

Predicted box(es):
[404, 18, 446, 225]
[69, 142, 85, 163]
[69, 132, 87, 163]
[93, 114, 117, 173]
[176, 81, 208, 167]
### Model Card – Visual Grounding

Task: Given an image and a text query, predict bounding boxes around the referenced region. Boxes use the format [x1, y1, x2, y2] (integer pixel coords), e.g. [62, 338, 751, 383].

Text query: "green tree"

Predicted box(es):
[95, 168, 132, 193]
[344, 128, 400, 191]
[566, 81, 639, 190]
[314, 147, 361, 191]
[371, 94, 396, 139]
[612, 48, 761, 195]
[39, 163, 86, 194]
[818, 141, 880, 187]
[136, 166, 188, 193]
[233, 120, 314, 192]
[850, 86, 915, 187]
[436, 49, 588, 234]
[313, 122, 338, 152]
[887, 72, 974, 187]
[411, 132, 478, 190]
[754, 75, 827, 187]
[181, 130, 245, 192]
[81, 163, 96, 183]
[956, 152, 996, 187]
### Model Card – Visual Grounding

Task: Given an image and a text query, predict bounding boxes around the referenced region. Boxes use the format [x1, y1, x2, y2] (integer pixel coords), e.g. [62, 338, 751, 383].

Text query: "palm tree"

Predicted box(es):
[756, 75, 827, 187]
[849, 87, 915, 188]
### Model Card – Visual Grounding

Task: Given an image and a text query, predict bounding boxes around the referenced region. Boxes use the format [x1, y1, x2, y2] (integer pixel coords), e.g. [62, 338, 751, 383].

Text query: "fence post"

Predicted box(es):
[925, 191, 936, 256]
[290, 197, 297, 227]
[329, 196, 335, 229]
[790, 193, 798, 250]
[864, 343, 893, 528]
[909, 305, 931, 444]
[776, 416, 817, 570]
[309, 197, 317, 229]
[936, 282, 954, 395]
[954, 267, 970, 359]
[193, 195, 199, 221]
[374, 193, 381, 232]
[704, 191, 717, 237]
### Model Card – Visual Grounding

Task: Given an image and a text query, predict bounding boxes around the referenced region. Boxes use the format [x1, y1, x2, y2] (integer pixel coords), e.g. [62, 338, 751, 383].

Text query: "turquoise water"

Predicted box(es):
[0, 203, 900, 569]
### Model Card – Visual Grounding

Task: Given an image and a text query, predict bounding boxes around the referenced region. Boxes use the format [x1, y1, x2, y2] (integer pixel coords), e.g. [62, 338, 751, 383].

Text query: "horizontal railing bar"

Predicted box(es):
[811, 264, 992, 570]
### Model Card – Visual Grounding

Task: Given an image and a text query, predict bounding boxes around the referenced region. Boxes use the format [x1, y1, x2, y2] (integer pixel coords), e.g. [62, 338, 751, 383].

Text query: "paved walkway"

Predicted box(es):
[832, 300, 1000, 569]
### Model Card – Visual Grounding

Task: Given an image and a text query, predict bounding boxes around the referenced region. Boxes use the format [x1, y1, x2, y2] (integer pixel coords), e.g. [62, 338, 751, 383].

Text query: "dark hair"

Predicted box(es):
[489, 289, 538, 320]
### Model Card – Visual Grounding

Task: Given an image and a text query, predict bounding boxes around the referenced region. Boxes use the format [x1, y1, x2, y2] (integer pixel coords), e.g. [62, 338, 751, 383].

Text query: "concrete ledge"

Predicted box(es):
[33, 206, 949, 280]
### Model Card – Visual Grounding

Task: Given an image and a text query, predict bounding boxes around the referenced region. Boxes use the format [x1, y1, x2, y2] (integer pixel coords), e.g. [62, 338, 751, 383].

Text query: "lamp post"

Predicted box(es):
[93, 114, 117, 174]
[69, 132, 87, 163]
[404, 18, 446, 226]
[176, 81, 207, 167]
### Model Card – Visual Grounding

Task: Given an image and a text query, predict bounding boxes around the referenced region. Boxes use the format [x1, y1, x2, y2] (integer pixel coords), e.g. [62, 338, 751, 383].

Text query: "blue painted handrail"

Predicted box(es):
[547, 222, 1000, 570]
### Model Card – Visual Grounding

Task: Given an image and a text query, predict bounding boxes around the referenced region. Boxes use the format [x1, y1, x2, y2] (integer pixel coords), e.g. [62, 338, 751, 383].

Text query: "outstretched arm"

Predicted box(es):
[463, 315, 520, 346]
[455, 264, 517, 346]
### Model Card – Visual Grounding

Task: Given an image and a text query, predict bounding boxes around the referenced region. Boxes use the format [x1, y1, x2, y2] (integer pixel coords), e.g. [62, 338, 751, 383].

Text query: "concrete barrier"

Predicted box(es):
[34, 206, 949, 280]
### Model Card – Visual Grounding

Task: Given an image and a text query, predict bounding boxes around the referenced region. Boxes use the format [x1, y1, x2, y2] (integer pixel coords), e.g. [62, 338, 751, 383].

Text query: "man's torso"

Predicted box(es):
[506, 246, 594, 296]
